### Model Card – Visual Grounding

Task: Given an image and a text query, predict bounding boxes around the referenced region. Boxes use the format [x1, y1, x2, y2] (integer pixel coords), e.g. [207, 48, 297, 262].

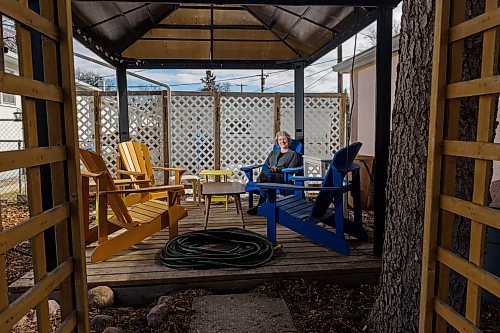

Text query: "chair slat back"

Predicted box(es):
[310, 142, 363, 219]
[79, 148, 132, 224]
[272, 139, 303, 155]
[118, 141, 156, 186]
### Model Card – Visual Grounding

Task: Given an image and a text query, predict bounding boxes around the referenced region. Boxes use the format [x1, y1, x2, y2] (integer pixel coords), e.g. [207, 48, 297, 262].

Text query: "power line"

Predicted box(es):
[305, 70, 335, 91]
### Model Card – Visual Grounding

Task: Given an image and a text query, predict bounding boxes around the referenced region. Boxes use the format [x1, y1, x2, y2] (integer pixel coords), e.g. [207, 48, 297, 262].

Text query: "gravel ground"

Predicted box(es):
[3, 202, 499, 333]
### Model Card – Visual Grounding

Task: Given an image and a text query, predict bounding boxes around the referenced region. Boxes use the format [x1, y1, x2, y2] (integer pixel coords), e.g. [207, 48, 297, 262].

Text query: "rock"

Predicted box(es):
[158, 295, 173, 305]
[147, 303, 170, 327]
[102, 327, 124, 333]
[88, 286, 114, 308]
[90, 314, 114, 329]
[48, 300, 60, 315]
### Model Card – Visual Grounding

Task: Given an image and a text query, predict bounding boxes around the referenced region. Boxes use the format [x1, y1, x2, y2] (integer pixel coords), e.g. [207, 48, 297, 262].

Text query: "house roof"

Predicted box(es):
[332, 34, 399, 73]
[71, 1, 401, 69]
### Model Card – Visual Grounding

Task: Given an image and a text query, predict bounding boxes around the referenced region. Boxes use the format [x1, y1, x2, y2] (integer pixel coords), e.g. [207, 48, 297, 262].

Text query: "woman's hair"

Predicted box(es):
[275, 130, 292, 145]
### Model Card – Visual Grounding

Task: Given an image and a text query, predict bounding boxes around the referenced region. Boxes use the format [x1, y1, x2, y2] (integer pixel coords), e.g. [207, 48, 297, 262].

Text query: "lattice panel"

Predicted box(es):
[304, 96, 342, 157]
[220, 95, 275, 182]
[280, 95, 342, 177]
[129, 94, 164, 182]
[170, 94, 215, 175]
[279, 96, 295, 137]
[100, 95, 120, 175]
[76, 95, 95, 150]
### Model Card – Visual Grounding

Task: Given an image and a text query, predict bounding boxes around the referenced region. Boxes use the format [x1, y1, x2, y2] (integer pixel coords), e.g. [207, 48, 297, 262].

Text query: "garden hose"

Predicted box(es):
[159, 227, 275, 269]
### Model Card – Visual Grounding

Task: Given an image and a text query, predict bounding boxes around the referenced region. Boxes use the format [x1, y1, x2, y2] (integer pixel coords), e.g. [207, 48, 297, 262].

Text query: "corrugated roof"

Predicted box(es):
[71, 1, 401, 69]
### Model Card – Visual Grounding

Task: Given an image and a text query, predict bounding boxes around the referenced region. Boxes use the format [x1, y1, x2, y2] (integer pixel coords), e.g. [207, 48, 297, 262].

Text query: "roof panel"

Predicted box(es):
[123, 40, 210, 59]
[213, 41, 296, 60]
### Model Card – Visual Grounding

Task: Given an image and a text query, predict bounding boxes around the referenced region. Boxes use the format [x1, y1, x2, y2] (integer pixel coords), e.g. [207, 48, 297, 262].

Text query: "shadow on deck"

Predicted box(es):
[10, 200, 380, 305]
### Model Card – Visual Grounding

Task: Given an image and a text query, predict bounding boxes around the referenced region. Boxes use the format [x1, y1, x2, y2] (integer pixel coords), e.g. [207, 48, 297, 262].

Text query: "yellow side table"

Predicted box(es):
[199, 169, 233, 211]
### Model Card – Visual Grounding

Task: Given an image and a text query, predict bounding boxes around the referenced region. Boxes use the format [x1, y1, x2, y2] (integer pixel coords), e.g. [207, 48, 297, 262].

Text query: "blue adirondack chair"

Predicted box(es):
[257, 142, 367, 255]
[240, 139, 303, 208]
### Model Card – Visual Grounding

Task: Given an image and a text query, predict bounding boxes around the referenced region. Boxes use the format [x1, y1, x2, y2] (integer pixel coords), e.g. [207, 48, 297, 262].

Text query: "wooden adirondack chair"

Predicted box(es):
[257, 142, 367, 255]
[80, 148, 187, 263]
[117, 141, 186, 205]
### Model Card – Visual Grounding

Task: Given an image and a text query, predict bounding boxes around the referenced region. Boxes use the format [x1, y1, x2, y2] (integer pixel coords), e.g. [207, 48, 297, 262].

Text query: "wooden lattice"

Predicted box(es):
[128, 92, 164, 180]
[76, 94, 95, 149]
[0, 1, 89, 331]
[100, 94, 120, 174]
[170, 92, 215, 175]
[280, 94, 344, 177]
[420, 1, 500, 332]
[220, 93, 275, 182]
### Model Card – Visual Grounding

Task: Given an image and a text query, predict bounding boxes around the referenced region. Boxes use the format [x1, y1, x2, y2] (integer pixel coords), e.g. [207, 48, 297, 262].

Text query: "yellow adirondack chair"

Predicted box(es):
[117, 141, 186, 204]
[79, 148, 187, 263]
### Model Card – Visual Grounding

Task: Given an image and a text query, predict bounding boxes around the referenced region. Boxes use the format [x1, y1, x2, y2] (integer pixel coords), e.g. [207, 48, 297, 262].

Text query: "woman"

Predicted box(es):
[247, 130, 302, 215]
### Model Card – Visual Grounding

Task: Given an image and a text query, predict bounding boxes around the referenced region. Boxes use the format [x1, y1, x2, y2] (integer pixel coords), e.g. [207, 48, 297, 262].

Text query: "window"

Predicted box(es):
[1, 93, 16, 105]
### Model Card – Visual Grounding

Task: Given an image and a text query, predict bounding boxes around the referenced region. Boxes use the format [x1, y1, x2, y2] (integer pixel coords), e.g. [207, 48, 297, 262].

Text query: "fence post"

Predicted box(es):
[214, 92, 221, 171]
[340, 92, 346, 148]
[162, 90, 169, 168]
[93, 91, 101, 154]
[274, 92, 281, 136]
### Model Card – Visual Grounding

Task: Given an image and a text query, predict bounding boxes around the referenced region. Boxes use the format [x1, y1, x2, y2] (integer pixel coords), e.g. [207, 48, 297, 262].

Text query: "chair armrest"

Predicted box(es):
[282, 166, 303, 174]
[100, 185, 184, 195]
[152, 167, 186, 173]
[290, 176, 324, 182]
[82, 169, 106, 178]
[257, 183, 342, 192]
[116, 169, 146, 177]
[240, 164, 263, 172]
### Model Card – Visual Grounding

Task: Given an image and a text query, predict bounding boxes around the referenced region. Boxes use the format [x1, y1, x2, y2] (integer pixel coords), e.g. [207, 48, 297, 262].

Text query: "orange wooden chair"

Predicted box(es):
[80, 148, 187, 263]
[117, 141, 186, 204]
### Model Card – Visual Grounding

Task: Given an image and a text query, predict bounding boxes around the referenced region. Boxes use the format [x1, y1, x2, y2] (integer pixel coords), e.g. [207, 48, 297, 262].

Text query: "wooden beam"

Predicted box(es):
[448, 6, 500, 42]
[433, 299, 482, 333]
[0, 1, 59, 41]
[73, 0, 400, 6]
[440, 195, 500, 230]
[442, 140, 500, 160]
[0, 204, 70, 254]
[0, 72, 63, 102]
[437, 247, 500, 298]
[446, 75, 500, 99]
[0, 146, 66, 172]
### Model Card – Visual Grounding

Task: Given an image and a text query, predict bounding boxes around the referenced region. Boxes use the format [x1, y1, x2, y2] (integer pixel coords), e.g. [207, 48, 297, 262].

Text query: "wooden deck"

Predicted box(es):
[11, 200, 380, 304]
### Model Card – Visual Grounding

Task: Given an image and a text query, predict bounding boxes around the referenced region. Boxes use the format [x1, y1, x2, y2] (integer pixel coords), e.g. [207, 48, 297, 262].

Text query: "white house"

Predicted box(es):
[333, 35, 500, 207]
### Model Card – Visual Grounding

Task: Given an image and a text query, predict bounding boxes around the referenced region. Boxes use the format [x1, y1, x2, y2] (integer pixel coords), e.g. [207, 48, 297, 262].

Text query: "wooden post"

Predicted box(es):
[214, 92, 221, 171]
[116, 66, 129, 142]
[162, 90, 169, 168]
[274, 92, 281, 136]
[373, 6, 393, 257]
[294, 62, 305, 144]
[93, 91, 101, 154]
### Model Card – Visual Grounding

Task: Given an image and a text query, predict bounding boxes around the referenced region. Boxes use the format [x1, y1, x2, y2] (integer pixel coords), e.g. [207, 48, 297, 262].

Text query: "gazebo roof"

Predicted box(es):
[72, 1, 400, 69]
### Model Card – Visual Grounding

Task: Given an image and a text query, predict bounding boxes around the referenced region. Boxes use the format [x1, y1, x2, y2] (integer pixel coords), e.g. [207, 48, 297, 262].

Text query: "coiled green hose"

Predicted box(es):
[159, 227, 275, 269]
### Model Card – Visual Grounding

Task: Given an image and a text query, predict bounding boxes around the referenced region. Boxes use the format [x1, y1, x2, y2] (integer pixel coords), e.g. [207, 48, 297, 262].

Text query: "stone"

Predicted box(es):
[147, 302, 170, 327]
[102, 327, 124, 333]
[88, 286, 114, 308]
[90, 314, 114, 329]
[48, 300, 60, 315]
[158, 295, 174, 305]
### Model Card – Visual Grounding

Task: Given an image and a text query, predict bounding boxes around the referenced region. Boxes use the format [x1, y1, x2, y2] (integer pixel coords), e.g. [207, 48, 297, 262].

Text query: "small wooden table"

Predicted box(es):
[199, 169, 234, 210]
[202, 182, 245, 230]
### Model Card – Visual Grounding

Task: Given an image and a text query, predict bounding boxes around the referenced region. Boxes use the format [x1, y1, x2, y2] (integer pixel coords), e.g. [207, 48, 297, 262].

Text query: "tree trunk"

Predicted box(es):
[367, 1, 435, 332]
[368, 0, 492, 332]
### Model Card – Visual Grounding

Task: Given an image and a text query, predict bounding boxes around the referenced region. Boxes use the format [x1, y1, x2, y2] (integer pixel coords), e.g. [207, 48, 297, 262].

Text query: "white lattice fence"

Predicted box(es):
[128, 92, 164, 181]
[170, 93, 215, 175]
[280, 94, 343, 177]
[220, 94, 275, 182]
[76, 95, 95, 150]
[100, 94, 120, 175]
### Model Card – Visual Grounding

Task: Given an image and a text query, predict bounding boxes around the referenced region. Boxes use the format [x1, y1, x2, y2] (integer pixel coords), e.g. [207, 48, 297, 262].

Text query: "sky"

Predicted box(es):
[73, 4, 402, 94]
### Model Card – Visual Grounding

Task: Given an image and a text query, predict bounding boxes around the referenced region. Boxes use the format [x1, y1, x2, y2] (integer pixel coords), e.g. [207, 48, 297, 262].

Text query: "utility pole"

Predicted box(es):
[239, 84, 247, 92]
[337, 45, 343, 93]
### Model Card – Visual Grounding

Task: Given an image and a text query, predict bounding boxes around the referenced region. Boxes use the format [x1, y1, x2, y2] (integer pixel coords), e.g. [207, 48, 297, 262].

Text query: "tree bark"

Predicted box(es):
[367, 1, 435, 332]
[368, 0, 494, 332]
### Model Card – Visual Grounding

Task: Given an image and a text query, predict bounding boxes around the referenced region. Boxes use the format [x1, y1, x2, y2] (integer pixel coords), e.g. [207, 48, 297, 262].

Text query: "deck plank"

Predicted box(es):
[9, 200, 380, 294]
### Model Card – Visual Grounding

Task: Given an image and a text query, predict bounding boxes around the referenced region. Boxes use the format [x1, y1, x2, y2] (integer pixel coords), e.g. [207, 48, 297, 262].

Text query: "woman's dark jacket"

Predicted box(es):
[257, 149, 302, 183]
